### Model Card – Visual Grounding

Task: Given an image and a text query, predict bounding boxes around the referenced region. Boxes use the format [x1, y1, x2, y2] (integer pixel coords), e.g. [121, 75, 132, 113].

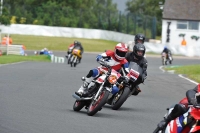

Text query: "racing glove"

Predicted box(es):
[190, 98, 199, 108]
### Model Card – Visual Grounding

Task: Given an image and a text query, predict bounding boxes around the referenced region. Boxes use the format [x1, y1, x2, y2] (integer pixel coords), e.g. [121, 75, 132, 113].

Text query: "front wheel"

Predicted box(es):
[111, 87, 131, 110]
[162, 57, 165, 65]
[73, 100, 85, 111]
[87, 90, 109, 116]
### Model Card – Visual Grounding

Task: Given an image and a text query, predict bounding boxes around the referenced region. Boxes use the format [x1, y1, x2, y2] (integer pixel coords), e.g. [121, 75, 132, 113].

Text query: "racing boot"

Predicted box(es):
[75, 77, 93, 97]
[132, 85, 141, 96]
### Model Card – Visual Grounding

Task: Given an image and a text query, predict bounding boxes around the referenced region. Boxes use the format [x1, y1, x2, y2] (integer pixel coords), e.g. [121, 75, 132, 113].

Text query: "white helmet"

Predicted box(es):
[114, 43, 128, 60]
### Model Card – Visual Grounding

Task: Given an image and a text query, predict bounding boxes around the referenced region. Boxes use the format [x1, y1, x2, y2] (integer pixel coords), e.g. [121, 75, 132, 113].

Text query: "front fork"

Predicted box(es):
[93, 82, 111, 101]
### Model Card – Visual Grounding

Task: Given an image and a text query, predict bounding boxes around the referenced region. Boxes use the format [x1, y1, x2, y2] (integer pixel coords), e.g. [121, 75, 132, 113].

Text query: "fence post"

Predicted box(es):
[151, 17, 157, 39]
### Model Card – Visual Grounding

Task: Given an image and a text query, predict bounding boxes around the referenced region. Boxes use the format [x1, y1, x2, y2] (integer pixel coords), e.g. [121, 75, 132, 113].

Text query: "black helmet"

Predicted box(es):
[74, 40, 81, 46]
[133, 43, 146, 59]
[134, 33, 145, 44]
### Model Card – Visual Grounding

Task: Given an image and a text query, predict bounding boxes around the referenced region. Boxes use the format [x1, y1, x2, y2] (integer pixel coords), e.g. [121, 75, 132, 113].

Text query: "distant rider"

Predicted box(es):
[66, 41, 84, 63]
[162, 46, 172, 60]
[75, 43, 129, 97]
[126, 33, 146, 52]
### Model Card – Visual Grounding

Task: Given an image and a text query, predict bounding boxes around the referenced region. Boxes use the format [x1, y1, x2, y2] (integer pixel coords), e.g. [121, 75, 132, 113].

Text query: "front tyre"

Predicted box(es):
[162, 57, 165, 65]
[111, 87, 131, 110]
[87, 90, 109, 116]
[73, 100, 85, 111]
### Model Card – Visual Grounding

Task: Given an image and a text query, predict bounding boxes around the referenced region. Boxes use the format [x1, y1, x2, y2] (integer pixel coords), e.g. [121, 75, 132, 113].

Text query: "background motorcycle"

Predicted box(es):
[72, 61, 120, 116]
[161, 52, 173, 65]
[69, 48, 81, 67]
[153, 97, 200, 133]
[106, 61, 143, 110]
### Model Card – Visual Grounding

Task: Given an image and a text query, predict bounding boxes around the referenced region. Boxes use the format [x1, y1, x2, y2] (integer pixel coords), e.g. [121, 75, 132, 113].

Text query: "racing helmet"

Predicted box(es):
[114, 43, 128, 60]
[134, 33, 146, 44]
[133, 43, 146, 59]
[74, 40, 78, 46]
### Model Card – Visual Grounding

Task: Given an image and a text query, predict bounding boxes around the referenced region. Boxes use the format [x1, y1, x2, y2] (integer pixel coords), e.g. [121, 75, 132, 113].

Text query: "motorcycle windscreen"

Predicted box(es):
[128, 62, 143, 75]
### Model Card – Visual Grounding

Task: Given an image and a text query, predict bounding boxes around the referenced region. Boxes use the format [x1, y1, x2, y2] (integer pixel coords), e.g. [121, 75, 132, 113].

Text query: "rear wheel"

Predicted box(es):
[87, 90, 109, 116]
[73, 100, 85, 111]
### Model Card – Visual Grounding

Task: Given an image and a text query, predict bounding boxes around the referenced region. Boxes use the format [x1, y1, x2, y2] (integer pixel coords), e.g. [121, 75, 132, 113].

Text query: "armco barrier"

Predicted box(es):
[51, 55, 65, 63]
[0, 44, 24, 55]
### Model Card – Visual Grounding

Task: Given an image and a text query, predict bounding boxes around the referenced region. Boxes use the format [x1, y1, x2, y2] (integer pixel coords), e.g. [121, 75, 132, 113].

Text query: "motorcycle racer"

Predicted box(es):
[126, 33, 146, 52]
[157, 84, 200, 131]
[75, 42, 129, 97]
[125, 43, 148, 96]
[66, 40, 84, 63]
[161, 46, 173, 64]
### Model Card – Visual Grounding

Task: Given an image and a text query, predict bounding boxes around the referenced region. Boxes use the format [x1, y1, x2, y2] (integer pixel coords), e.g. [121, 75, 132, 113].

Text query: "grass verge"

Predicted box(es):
[165, 65, 200, 83]
[4, 34, 118, 52]
[0, 55, 50, 64]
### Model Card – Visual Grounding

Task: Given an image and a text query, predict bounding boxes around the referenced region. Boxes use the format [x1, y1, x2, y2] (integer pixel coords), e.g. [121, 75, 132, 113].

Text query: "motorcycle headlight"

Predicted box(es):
[108, 75, 117, 84]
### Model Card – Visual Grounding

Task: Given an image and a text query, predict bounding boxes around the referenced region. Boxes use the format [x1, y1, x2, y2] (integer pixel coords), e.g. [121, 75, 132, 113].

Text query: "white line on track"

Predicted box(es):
[159, 65, 198, 85]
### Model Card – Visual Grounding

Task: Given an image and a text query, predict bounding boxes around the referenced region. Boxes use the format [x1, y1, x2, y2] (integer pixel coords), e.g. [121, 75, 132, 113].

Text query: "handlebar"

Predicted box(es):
[99, 60, 112, 74]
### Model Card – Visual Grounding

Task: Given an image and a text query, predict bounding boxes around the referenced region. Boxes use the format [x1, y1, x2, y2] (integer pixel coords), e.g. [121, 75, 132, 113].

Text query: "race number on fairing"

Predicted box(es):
[129, 69, 139, 80]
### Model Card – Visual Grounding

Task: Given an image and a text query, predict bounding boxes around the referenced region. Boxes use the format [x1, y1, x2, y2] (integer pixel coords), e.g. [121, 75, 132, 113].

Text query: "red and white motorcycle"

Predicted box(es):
[153, 97, 200, 133]
[72, 61, 121, 116]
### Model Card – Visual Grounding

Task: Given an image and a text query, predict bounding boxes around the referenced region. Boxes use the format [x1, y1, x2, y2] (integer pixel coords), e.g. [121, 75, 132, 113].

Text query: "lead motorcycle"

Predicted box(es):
[72, 61, 121, 116]
[106, 61, 144, 110]
[153, 97, 200, 133]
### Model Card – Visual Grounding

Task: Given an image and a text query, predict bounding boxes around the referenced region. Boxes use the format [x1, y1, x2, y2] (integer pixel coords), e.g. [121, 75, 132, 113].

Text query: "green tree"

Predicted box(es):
[126, 0, 165, 36]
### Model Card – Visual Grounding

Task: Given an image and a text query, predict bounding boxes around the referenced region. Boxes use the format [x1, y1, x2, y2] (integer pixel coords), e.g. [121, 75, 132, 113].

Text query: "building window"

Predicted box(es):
[177, 21, 199, 30]
[188, 21, 199, 30]
[177, 21, 187, 29]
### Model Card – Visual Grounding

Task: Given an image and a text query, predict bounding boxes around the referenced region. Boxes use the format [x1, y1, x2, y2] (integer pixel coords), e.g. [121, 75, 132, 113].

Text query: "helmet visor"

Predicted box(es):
[116, 49, 126, 58]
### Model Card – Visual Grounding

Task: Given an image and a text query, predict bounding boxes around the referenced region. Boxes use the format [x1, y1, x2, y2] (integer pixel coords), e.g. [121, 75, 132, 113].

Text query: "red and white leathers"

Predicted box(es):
[95, 50, 129, 78]
[77, 43, 129, 94]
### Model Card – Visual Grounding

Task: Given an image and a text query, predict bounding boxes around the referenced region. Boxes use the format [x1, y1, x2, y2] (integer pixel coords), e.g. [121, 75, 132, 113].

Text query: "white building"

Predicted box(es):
[161, 0, 200, 57]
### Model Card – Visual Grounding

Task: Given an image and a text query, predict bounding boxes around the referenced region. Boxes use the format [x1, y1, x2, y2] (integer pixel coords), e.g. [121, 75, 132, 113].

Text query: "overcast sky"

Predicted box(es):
[112, 0, 129, 12]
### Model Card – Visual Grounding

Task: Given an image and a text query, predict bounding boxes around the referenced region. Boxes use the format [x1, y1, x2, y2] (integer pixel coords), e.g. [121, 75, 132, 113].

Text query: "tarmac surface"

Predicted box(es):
[0, 52, 199, 133]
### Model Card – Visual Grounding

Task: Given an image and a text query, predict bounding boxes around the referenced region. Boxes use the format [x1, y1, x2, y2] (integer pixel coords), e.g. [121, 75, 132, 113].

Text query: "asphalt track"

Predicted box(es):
[0, 52, 199, 133]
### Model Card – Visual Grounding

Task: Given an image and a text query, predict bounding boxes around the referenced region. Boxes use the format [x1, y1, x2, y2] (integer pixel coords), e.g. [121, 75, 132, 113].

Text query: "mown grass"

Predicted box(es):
[0, 55, 50, 64]
[165, 65, 200, 83]
[4, 34, 118, 52]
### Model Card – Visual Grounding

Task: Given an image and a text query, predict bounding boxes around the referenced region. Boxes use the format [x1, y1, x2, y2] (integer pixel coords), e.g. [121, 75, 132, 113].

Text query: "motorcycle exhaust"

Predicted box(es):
[72, 93, 92, 100]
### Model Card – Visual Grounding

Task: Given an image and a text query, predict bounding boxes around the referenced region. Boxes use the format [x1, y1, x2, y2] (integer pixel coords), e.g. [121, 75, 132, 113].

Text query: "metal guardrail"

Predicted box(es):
[0, 44, 24, 55]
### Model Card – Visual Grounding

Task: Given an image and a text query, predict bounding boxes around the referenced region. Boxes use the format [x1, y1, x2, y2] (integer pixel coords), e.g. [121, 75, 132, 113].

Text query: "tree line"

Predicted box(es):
[0, 0, 164, 38]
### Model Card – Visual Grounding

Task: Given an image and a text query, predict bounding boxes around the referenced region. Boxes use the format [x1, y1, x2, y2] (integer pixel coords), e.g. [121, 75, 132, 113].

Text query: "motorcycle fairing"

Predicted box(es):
[129, 69, 139, 80]
[96, 75, 106, 84]
[72, 49, 81, 57]
[190, 125, 200, 132]
[166, 115, 185, 133]
[190, 107, 200, 120]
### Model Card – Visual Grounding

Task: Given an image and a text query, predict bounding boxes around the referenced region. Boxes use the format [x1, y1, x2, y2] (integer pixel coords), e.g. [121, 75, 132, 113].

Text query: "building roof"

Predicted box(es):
[163, 0, 200, 21]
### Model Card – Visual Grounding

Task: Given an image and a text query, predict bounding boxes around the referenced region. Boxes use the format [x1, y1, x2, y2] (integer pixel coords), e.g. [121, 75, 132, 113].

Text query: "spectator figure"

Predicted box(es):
[1, 35, 13, 45]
